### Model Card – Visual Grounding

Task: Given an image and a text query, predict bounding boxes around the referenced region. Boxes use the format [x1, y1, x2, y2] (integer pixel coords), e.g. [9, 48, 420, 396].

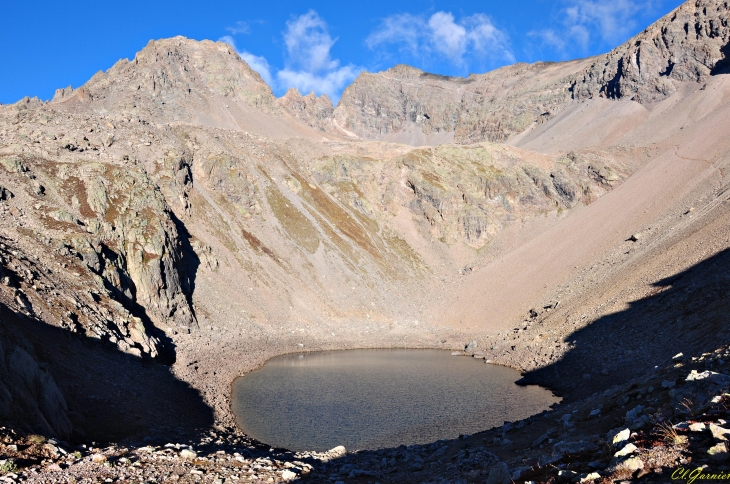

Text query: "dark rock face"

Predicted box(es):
[0, 321, 72, 438]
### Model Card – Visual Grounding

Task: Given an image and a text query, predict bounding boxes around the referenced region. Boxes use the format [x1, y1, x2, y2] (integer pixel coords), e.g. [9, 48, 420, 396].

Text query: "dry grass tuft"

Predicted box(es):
[653, 422, 688, 446]
[678, 397, 695, 416]
[27, 434, 45, 444]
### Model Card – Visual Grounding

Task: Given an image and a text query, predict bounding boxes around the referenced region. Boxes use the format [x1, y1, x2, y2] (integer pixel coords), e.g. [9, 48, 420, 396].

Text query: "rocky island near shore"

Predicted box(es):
[2, 0, 730, 482]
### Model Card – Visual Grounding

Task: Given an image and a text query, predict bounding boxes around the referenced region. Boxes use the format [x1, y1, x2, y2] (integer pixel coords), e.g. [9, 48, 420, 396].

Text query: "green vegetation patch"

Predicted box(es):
[383, 231, 428, 275]
[289, 171, 381, 262]
[265, 184, 319, 254]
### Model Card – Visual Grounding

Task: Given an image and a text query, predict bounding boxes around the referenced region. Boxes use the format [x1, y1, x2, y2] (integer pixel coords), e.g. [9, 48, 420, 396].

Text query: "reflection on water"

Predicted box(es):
[232, 349, 559, 452]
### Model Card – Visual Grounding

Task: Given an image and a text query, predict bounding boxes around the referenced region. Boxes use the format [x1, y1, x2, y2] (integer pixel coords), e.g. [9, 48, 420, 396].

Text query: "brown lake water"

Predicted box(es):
[231, 349, 559, 452]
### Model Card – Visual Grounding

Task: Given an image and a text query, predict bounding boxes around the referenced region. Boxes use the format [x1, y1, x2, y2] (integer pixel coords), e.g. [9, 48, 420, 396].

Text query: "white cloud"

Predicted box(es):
[277, 66, 361, 100]
[564, 0, 645, 46]
[276, 10, 360, 101]
[568, 24, 591, 50]
[367, 11, 513, 67]
[227, 21, 252, 35]
[428, 12, 468, 62]
[527, 30, 566, 52]
[219, 36, 273, 86]
[465, 14, 515, 63]
[364, 13, 423, 55]
[283, 11, 338, 72]
[530, 0, 654, 54]
[221, 11, 360, 103]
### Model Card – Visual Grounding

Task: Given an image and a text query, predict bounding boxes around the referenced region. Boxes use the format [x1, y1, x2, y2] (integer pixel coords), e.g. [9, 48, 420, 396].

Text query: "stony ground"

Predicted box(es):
[3, 343, 730, 483]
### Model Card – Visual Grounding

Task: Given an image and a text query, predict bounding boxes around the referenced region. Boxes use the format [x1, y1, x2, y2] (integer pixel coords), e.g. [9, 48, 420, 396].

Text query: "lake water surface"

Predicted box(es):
[232, 349, 559, 451]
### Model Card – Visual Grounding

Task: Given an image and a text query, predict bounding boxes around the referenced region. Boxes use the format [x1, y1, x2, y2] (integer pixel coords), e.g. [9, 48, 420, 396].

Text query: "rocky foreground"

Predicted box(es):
[3, 343, 730, 483]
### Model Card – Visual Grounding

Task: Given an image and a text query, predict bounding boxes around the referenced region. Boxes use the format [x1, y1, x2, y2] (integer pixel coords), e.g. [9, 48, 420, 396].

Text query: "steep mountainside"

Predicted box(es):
[0, 85, 641, 439]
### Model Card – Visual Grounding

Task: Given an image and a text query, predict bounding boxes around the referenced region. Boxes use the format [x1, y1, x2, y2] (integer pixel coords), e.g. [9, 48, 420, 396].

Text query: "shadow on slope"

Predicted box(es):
[519, 248, 730, 401]
[0, 301, 213, 444]
[711, 42, 730, 75]
[170, 210, 200, 325]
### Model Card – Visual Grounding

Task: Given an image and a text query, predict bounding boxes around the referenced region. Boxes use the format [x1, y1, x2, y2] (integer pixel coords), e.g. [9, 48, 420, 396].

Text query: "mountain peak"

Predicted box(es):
[51, 36, 280, 127]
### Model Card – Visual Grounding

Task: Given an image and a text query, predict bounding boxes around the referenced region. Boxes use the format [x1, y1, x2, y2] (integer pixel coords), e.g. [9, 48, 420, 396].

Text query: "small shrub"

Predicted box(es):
[0, 460, 17, 474]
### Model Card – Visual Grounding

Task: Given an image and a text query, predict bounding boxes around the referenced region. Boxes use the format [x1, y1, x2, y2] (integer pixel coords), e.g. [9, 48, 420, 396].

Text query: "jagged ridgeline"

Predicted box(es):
[44, 0, 730, 142]
[0, 0, 728, 449]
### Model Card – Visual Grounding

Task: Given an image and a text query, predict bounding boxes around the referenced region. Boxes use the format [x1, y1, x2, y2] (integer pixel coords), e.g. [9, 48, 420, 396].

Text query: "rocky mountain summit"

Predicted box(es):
[1, 0, 730, 482]
[53, 38, 280, 123]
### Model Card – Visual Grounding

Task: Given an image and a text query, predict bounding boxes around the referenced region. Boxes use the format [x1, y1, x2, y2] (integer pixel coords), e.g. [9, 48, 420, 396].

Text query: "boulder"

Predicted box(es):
[611, 428, 631, 448]
[0, 186, 13, 201]
[710, 423, 730, 442]
[614, 443, 637, 458]
[281, 469, 297, 481]
[328, 446, 346, 458]
[485, 462, 510, 484]
[179, 449, 197, 460]
[708, 443, 729, 462]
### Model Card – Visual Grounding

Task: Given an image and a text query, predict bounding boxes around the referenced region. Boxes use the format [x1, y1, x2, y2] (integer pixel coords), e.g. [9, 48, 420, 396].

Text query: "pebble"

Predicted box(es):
[580, 472, 601, 482]
[180, 449, 197, 460]
[708, 443, 729, 462]
[620, 456, 644, 471]
[90, 454, 107, 463]
[281, 469, 297, 480]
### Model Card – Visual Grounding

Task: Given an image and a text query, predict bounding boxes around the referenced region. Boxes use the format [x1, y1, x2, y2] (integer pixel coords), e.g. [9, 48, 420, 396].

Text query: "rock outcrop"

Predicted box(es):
[332, 61, 583, 144]
[572, 0, 730, 101]
[278, 88, 334, 132]
[309, 145, 639, 248]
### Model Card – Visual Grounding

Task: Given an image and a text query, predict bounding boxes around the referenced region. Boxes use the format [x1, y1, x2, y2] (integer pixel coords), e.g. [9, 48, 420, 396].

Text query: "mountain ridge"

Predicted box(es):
[25, 0, 730, 147]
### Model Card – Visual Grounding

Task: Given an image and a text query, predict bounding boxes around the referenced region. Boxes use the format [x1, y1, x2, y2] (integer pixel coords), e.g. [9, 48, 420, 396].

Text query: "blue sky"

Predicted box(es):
[0, 0, 684, 105]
